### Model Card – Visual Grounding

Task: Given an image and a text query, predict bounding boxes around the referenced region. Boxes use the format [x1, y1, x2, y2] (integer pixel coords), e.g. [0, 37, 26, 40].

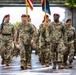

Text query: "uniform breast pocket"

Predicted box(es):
[2, 36, 10, 41]
[2, 26, 13, 34]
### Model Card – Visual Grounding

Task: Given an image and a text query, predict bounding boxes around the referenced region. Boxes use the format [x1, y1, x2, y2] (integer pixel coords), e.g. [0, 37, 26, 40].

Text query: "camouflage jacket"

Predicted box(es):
[63, 25, 76, 44]
[1, 22, 15, 41]
[48, 21, 64, 43]
[16, 22, 34, 45]
[28, 22, 38, 42]
[38, 23, 50, 47]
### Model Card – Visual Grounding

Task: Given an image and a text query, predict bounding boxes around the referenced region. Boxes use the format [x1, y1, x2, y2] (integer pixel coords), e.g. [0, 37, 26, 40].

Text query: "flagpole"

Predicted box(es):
[26, 0, 28, 15]
[25, 0, 28, 22]
[45, 11, 46, 24]
[44, 0, 47, 28]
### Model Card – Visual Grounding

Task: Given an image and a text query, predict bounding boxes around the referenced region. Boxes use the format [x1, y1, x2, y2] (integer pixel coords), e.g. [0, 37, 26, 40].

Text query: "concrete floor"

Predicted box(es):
[0, 51, 76, 75]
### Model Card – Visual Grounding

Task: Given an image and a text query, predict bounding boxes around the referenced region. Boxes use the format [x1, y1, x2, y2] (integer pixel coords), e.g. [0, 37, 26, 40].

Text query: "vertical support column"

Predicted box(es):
[65, 8, 72, 22]
[65, 7, 76, 29]
[72, 8, 76, 29]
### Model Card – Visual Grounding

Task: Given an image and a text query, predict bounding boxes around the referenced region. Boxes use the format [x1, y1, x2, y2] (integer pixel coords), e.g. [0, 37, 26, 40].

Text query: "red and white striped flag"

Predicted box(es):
[26, 0, 33, 10]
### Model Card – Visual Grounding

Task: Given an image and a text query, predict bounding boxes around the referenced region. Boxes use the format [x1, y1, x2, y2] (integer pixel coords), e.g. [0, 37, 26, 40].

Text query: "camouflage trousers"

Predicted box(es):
[63, 43, 75, 63]
[40, 45, 50, 65]
[12, 44, 20, 57]
[31, 42, 37, 54]
[50, 41, 65, 63]
[19, 42, 31, 67]
[1, 40, 13, 65]
[31, 42, 39, 55]
[0, 40, 1, 55]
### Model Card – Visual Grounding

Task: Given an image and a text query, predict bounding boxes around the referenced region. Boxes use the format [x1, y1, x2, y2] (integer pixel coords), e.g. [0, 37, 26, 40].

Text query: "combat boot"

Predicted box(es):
[35, 50, 38, 55]
[39, 57, 41, 62]
[27, 62, 31, 69]
[62, 62, 67, 66]
[20, 60, 27, 70]
[5, 60, 10, 66]
[20, 66, 23, 69]
[1, 59, 5, 65]
[41, 58, 44, 65]
[45, 64, 49, 67]
[41, 62, 44, 65]
[58, 62, 64, 69]
[68, 62, 72, 68]
[49, 61, 52, 65]
[52, 62, 56, 69]
[41, 56, 45, 65]
[45, 62, 50, 67]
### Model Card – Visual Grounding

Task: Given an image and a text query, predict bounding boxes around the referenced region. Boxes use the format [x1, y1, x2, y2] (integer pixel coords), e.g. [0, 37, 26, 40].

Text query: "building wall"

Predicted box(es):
[73, 8, 76, 28]
[65, 7, 76, 29]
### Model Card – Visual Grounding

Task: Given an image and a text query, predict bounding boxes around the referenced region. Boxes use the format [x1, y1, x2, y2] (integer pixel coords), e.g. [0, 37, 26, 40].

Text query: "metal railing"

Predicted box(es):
[0, 0, 67, 4]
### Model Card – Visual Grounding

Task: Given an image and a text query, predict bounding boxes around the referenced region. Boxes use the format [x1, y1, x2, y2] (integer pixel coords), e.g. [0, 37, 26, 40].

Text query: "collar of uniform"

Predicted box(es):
[4, 22, 11, 25]
[21, 22, 27, 25]
[67, 25, 75, 30]
[65, 24, 71, 28]
[53, 21, 62, 25]
[21, 22, 30, 26]
[42, 22, 49, 25]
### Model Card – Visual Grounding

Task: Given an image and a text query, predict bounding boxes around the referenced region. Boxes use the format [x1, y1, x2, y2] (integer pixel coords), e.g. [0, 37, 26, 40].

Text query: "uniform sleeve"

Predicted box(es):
[38, 24, 43, 32]
[31, 24, 36, 32]
[62, 24, 65, 33]
[30, 25, 35, 35]
[63, 26, 68, 44]
[45, 23, 50, 42]
[15, 24, 20, 42]
[74, 30, 76, 47]
[48, 23, 53, 34]
[12, 25, 15, 41]
[35, 24, 43, 44]
[30, 24, 37, 40]
[33, 29, 38, 42]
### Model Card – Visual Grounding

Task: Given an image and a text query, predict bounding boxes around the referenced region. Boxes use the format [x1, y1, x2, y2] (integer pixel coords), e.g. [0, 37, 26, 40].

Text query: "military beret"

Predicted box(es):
[21, 14, 30, 18]
[53, 13, 60, 17]
[66, 19, 71, 23]
[21, 14, 26, 17]
[4, 14, 10, 18]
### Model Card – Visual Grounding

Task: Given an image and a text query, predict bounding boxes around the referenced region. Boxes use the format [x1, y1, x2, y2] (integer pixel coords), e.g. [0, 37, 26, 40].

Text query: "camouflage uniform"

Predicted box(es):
[11, 27, 20, 58]
[0, 34, 2, 55]
[28, 22, 37, 53]
[38, 23, 50, 67]
[63, 25, 76, 68]
[32, 28, 39, 55]
[16, 22, 34, 69]
[28, 22, 39, 55]
[1, 22, 14, 66]
[48, 22, 65, 69]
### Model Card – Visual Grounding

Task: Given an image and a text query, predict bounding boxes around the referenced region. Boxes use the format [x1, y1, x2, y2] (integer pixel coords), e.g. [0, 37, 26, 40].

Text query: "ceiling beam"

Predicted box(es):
[0, 4, 66, 7]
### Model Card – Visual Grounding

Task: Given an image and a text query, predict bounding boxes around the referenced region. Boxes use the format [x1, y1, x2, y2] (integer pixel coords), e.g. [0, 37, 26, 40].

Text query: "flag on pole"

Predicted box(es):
[26, 0, 33, 10]
[41, 0, 51, 15]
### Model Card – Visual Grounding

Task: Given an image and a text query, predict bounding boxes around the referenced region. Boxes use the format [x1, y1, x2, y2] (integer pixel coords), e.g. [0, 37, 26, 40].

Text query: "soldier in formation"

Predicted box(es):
[15, 14, 34, 70]
[26, 15, 38, 55]
[38, 15, 51, 67]
[48, 13, 65, 69]
[63, 19, 76, 68]
[0, 14, 15, 66]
